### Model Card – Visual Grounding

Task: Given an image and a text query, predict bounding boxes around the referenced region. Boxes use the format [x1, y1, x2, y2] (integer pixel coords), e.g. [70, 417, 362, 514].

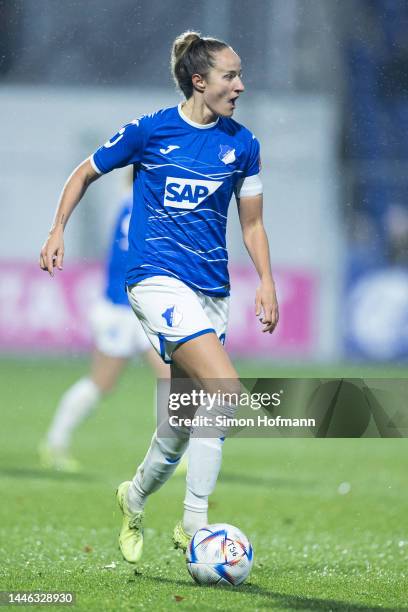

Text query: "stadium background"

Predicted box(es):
[0, 1, 407, 610]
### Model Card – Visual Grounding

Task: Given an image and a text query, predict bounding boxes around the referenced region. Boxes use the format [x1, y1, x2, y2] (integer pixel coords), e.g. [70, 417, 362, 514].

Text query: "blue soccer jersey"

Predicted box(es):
[104, 195, 132, 306]
[91, 104, 261, 297]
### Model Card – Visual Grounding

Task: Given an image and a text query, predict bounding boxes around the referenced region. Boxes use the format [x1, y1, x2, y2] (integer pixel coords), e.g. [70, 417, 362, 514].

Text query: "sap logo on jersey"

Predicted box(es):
[164, 177, 223, 210]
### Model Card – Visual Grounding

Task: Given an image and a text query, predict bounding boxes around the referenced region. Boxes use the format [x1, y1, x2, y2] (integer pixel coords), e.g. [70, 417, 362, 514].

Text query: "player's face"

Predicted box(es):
[203, 47, 245, 117]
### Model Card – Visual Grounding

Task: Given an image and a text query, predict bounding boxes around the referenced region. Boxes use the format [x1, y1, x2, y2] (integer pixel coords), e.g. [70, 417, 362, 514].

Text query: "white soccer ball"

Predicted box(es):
[186, 523, 253, 586]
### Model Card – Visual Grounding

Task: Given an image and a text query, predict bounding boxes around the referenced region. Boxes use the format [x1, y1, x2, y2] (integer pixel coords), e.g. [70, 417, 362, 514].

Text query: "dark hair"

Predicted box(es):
[170, 30, 229, 99]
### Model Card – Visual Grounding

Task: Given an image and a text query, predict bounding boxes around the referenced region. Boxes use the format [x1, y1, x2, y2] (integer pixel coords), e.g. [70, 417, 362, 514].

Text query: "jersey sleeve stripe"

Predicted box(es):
[89, 154, 104, 175]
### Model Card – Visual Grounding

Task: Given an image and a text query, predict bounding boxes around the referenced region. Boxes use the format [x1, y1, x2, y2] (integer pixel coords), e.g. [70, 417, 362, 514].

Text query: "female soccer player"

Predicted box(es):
[40, 31, 279, 564]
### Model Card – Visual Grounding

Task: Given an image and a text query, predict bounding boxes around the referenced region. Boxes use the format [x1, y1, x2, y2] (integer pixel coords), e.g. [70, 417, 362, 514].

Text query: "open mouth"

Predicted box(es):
[229, 97, 238, 108]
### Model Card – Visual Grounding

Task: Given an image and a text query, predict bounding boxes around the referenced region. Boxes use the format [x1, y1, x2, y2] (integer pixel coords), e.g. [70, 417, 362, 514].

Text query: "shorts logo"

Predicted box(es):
[164, 177, 223, 210]
[219, 145, 236, 165]
[161, 305, 183, 327]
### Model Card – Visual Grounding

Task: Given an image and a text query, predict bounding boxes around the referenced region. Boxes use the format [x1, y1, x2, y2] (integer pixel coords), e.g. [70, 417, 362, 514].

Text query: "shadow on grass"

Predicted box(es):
[0, 466, 98, 482]
[219, 471, 317, 490]
[133, 574, 407, 611]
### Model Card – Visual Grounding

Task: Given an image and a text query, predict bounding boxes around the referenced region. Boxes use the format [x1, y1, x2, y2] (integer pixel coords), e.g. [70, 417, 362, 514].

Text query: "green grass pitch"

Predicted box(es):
[0, 357, 407, 611]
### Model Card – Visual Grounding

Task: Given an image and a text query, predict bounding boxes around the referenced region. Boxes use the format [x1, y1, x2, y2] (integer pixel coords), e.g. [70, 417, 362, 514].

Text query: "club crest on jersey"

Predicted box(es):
[164, 177, 223, 210]
[219, 145, 236, 165]
[161, 305, 183, 327]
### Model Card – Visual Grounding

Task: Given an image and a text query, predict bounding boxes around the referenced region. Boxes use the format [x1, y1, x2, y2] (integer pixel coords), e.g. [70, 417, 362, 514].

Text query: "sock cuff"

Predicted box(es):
[184, 488, 208, 513]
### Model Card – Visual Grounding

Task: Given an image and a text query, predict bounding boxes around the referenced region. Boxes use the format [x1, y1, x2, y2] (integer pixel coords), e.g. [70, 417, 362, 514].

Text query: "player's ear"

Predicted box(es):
[191, 73, 206, 93]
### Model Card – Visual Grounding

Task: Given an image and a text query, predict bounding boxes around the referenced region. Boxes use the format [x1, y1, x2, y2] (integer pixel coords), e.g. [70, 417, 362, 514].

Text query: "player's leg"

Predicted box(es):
[125, 335, 239, 551]
[124, 278, 227, 515]
[49, 349, 128, 449]
[126, 359, 191, 511]
[41, 349, 129, 470]
[117, 277, 235, 563]
[142, 346, 190, 476]
[171, 333, 240, 548]
[41, 299, 136, 470]
[90, 349, 129, 393]
[126, 359, 190, 509]
[117, 361, 190, 563]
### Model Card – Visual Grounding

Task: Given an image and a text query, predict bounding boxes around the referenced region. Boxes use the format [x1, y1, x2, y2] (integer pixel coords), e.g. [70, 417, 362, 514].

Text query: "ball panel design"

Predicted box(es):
[187, 563, 222, 585]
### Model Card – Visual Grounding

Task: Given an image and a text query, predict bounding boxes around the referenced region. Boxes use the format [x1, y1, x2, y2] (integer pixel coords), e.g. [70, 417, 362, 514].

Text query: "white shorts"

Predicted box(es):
[127, 276, 229, 363]
[89, 298, 151, 358]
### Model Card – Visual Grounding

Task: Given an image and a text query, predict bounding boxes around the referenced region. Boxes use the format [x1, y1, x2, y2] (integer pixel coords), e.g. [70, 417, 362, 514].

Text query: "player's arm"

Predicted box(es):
[237, 193, 279, 334]
[40, 117, 146, 276]
[40, 158, 100, 275]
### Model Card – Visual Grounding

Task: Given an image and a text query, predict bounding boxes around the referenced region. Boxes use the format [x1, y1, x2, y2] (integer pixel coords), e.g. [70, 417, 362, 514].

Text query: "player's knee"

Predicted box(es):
[155, 430, 188, 460]
[191, 399, 236, 439]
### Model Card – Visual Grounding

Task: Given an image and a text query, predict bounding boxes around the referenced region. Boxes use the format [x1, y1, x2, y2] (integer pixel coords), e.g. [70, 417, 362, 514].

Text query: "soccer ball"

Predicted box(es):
[186, 523, 253, 586]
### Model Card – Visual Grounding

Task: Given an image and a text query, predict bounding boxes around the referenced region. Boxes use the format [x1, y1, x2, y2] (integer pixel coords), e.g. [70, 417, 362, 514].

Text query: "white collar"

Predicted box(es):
[177, 102, 219, 129]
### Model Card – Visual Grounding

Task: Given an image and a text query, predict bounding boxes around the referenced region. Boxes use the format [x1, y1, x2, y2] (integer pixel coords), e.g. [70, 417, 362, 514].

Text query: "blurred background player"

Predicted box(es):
[40, 189, 169, 471]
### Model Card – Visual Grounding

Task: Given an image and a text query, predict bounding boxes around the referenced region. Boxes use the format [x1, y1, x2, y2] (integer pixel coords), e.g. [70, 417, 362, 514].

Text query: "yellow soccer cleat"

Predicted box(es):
[173, 521, 192, 553]
[38, 442, 80, 473]
[116, 481, 144, 564]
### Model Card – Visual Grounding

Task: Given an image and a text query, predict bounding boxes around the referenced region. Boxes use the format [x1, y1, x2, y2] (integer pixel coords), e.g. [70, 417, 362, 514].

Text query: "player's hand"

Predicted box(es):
[39, 229, 65, 276]
[255, 279, 279, 334]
